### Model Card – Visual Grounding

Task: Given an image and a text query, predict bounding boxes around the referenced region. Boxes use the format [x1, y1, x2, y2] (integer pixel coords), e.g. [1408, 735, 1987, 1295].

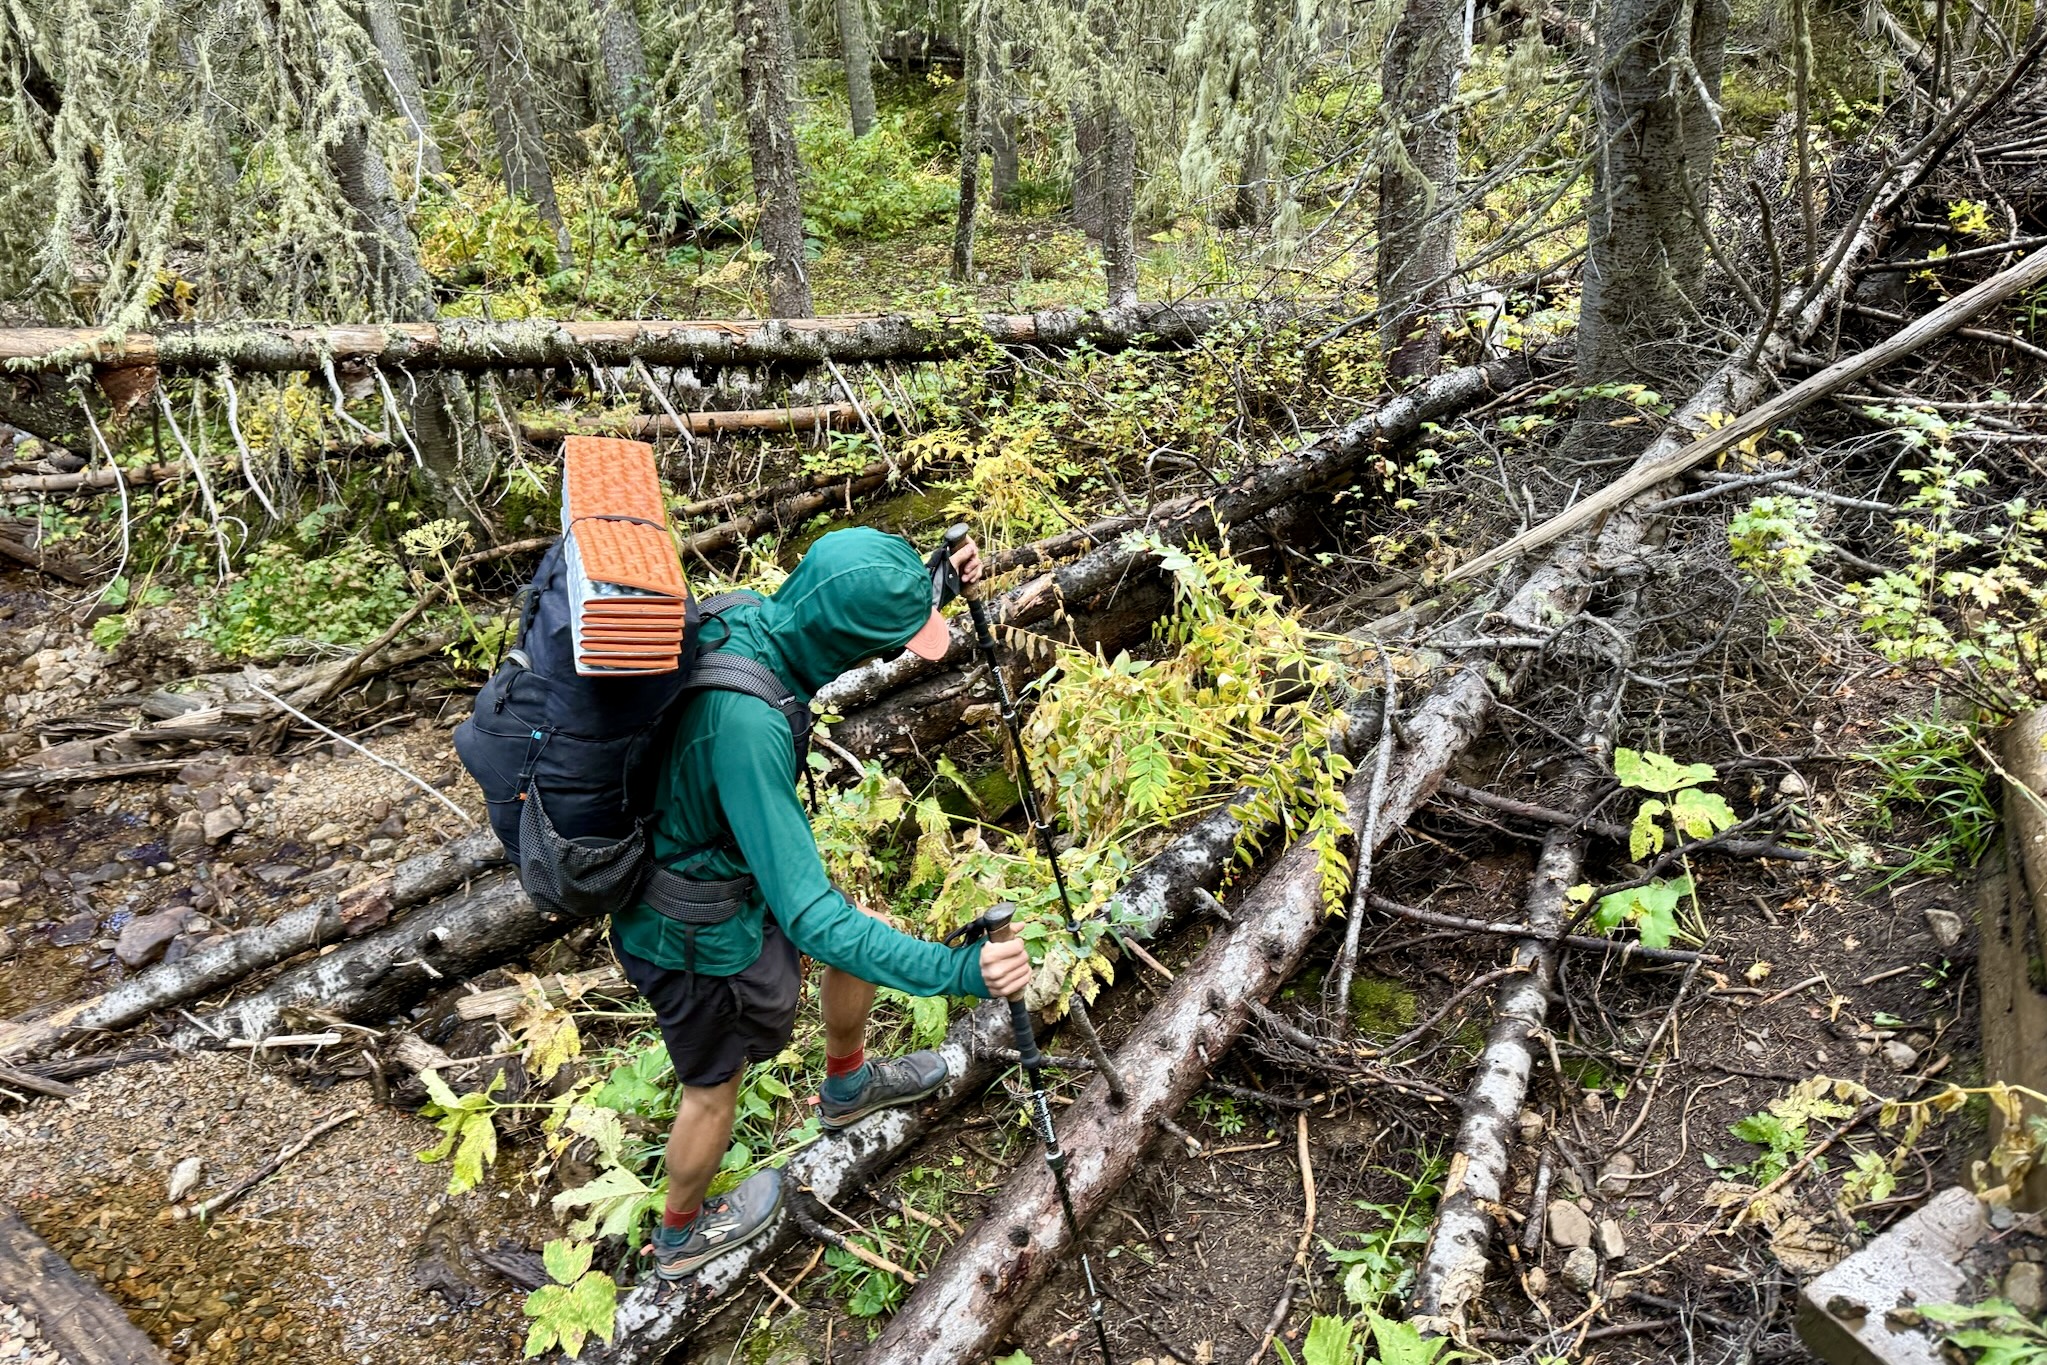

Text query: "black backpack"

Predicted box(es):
[453, 540, 812, 929]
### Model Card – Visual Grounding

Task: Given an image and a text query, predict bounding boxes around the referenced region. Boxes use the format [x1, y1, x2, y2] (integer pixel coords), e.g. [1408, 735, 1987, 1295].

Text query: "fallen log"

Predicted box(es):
[0, 1205, 168, 1364]
[0, 522, 92, 584]
[514, 402, 868, 442]
[0, 830, 505, 1064]
[814, 356, 1520, 721]
[1409, 668, 1619, 1328]
[0, 303, 1236, 376]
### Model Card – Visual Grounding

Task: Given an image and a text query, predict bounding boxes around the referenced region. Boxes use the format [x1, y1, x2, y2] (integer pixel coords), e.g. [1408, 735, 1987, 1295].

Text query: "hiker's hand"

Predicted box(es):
[948, 537, 983, 587]
[979, 936, 1031, 999]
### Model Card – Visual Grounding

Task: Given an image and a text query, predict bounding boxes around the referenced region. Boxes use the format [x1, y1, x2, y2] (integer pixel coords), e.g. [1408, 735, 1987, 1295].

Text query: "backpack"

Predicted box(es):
[453, 539, 813, 926]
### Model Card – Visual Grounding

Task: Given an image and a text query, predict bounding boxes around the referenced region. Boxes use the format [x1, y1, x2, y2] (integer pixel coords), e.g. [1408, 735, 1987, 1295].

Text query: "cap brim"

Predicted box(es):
[903, 609, 952, 661]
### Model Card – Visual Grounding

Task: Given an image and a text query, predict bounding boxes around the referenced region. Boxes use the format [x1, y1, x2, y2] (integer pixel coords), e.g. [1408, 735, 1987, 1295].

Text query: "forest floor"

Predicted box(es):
[0, 517, 1992, 1365]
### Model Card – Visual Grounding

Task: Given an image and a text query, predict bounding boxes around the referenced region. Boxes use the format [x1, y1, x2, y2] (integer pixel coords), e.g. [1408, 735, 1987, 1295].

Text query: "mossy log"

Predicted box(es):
[0, 303, 1238, 375]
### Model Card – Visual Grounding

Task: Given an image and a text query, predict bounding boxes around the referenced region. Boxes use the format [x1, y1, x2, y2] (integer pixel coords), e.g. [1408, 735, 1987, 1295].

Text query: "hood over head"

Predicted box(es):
[749, 528, 936, 696]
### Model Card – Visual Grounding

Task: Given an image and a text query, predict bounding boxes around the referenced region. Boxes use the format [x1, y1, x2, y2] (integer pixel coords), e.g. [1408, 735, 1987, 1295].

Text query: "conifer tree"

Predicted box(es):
[837, 0, 877, 135]
[736, 0, 813, 314]
[1578, 0, 1730, 398]
[592, 0, 672, 227]
[470, 0, 579, 270]
[1377, 0, 1467, 376]
[364, 0, 446, 179]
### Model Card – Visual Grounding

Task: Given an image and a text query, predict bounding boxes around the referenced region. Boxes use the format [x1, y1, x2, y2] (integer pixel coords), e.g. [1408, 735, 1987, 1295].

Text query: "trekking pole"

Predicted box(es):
[930, 524, 1127, 1104]
[948, 904, 1116, 1365]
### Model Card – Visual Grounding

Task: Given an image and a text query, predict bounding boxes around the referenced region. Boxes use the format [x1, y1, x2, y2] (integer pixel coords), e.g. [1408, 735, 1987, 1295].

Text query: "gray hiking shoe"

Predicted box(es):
[818, 1051, 950, 1130]
[647, 1168, 784, 1281]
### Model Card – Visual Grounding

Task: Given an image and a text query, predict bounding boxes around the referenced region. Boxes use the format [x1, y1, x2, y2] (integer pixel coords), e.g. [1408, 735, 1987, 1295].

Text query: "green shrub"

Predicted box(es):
[199, 538, 411, 660]
[798, 110, 959, 240]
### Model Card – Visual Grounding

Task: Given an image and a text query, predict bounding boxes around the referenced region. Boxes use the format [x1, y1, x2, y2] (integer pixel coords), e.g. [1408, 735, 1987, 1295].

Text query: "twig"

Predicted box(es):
[175, 1108, 361, 1220]
[792, 1207, 918, 1284]
[1246, 1113, 1317, 1365]
[754, 1270, 800, 1314]
[1334, 643, 1399, 1019]
[1367, 894, 1717, 964]
[242, 670, 475, 826]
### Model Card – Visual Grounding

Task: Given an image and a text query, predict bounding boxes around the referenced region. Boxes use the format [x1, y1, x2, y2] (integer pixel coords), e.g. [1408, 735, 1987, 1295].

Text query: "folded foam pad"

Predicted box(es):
[560, 436, 690, 676]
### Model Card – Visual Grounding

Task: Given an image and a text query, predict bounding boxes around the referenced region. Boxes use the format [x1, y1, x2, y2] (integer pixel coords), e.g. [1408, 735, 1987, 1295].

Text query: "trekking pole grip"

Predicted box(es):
[990, 918, 1042, 1070]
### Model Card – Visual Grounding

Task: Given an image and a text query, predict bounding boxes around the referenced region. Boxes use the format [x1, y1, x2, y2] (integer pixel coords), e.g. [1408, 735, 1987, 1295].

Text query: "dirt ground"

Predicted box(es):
[0, 533, 2004, 1365]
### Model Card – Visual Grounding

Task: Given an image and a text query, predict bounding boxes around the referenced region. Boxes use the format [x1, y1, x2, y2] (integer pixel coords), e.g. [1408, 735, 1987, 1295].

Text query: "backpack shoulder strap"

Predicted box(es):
[686, 653, 813, 747]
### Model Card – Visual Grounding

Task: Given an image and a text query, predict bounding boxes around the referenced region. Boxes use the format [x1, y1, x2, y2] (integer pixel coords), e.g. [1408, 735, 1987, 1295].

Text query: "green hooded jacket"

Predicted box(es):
[611, 528, 990, 999]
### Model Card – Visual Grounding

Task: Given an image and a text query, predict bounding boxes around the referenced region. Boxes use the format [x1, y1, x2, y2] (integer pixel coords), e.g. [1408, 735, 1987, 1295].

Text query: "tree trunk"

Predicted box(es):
[322, 93, 478, 507]
[1576, 0, 1730, 397]
[989, 85, 1019, 211]
[473, 0, 578, 271]
[1072, 106, 1106, 238]
[836, 0, 877, 136]
[592, 0, 669, 227]
[364, 0, 445, 179]
[1101, 108, 1138, 307]
[1232, 128, 1272, 228]
[1377, 0, 1467, 377]
[736, 0, 814, 316]
[951, 0, 985, 281]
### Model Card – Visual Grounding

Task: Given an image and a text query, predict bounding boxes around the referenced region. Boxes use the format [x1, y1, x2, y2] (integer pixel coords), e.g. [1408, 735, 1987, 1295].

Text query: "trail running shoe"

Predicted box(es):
[647, 1167, 784, 1281]
[817, 1051, 950, 1130]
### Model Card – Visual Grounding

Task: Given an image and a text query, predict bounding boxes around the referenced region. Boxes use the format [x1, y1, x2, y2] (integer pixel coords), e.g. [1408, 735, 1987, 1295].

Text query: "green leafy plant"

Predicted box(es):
[417, 1069, 506, 1196]
[1276, 1313, 1466, 1365]
[1729, 495, 1825, 588]
[1189, 1091, 1248, 1137]
[1920, 1299, 2047, 1364]
[521, 1239, 618, 1359]
[199, 535, 412, 660]
[1568, 749, 1738, 948]
[1854, 715, 1999, 883]
[1324, 1156, 1445, 1316]
[1716, 1080, 1858, 1185]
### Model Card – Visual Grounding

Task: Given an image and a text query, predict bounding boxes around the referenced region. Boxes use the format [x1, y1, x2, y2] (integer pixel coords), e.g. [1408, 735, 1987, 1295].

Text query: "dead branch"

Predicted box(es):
[1450, 234, 2047, 582]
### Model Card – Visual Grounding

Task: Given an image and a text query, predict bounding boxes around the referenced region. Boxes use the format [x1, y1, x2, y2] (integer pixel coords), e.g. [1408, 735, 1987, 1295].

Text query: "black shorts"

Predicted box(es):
[610, 917, 804, 1089]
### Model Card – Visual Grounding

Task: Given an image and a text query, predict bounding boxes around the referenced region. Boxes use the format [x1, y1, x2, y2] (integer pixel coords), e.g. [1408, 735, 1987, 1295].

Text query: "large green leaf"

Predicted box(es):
[542, 1238, 593, 1286]
[1614, 747, 1718, 794]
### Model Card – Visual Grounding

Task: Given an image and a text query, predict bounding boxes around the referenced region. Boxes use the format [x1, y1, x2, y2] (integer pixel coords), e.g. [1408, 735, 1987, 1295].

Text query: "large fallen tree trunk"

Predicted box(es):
[593, 702, 1379, 1365]
[0, 831, 505, 1064]
[0, 303, 1238, 376]
[862, 695, 1480, 1358]
[815, 357, 1519, 721]
[862, 143, 1910, 1365]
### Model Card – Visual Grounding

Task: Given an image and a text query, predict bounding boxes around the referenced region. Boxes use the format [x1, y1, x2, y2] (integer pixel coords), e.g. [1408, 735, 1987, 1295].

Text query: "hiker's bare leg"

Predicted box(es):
[664, 1073, 742, 1219]
[822, 899, 888, 1057]
[821, 963, 878, 1058]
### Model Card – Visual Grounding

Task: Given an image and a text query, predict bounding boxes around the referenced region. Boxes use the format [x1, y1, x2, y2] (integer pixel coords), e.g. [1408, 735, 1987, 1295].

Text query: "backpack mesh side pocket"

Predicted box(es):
[516, 785, 654, 919]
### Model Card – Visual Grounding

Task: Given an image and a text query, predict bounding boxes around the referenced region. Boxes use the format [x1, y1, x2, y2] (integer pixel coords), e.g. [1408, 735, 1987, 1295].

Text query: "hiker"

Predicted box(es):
[610, 527, 1035, 1280]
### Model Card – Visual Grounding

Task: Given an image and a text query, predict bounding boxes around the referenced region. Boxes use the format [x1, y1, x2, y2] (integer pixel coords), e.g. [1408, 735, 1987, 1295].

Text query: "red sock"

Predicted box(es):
[663, 1203, 700, 1232]
[826, 1046, 866, 1079]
